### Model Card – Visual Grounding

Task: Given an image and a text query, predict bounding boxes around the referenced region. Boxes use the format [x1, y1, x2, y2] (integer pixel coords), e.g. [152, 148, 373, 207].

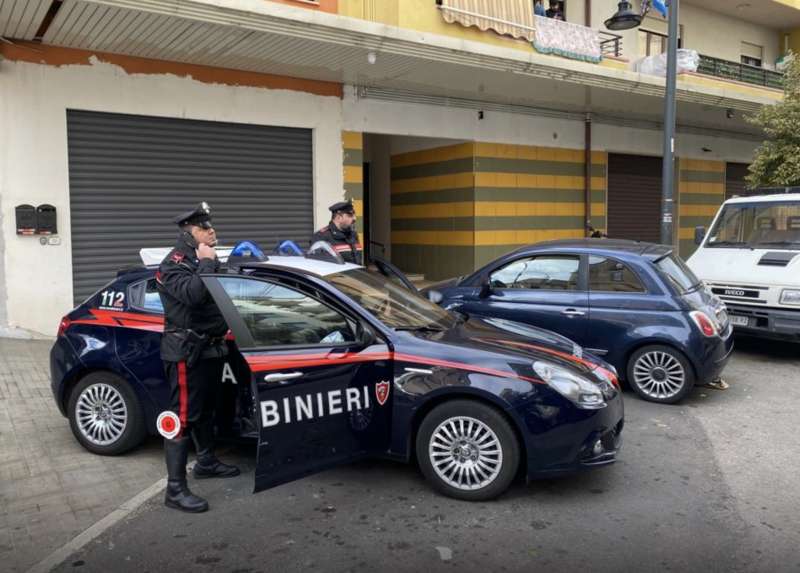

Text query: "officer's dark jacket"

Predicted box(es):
[157, 234, 228, 362]
[311, 223, 363, 264]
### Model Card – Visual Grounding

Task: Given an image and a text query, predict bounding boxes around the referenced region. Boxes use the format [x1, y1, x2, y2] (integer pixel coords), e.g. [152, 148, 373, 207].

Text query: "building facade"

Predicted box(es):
[0, 0, 796, 335]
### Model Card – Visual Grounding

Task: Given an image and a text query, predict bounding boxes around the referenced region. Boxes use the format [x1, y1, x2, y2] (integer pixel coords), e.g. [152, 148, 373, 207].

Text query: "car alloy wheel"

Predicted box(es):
[429, 416, 503, 491]
[416, 400, 519, 501]
[632, 350, 686, 401]
[75, 382, 129, 446]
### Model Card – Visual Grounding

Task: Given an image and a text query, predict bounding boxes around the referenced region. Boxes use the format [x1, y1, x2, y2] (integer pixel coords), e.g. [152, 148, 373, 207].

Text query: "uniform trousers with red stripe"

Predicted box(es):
[164, 357, 224, 438]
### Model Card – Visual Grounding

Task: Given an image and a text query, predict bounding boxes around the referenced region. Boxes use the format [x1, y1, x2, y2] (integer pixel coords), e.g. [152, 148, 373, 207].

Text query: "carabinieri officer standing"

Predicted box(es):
[156, 202, 240, 513]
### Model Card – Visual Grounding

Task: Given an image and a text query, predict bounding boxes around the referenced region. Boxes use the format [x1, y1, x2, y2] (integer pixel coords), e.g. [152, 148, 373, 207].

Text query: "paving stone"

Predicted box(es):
[0, 338, 165, 572]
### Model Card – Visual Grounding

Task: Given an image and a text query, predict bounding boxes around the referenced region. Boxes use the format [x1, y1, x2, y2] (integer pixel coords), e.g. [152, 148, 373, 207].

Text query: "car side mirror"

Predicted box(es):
[427, 290, 443, 304]
[356, 323, 377, 348]
[694, 226, 706, 246]
[479, 279, 493, 298]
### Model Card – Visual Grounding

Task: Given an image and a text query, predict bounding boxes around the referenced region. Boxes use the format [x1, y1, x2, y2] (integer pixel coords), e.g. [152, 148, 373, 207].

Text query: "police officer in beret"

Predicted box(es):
[156, 202, 239, 513]
[310, 199, 363, 264]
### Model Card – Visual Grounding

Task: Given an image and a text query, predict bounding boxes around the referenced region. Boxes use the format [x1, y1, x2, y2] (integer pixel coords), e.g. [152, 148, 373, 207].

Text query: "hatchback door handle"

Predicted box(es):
[561, 308, 585, 317]
[262, 372, 303, 383]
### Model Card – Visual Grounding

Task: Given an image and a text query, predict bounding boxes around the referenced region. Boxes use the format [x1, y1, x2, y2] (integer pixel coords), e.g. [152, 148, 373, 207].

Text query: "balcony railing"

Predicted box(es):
[697, 55, 783, 89]
[599, 31, 622, 58]
[436, 0, 619, 64]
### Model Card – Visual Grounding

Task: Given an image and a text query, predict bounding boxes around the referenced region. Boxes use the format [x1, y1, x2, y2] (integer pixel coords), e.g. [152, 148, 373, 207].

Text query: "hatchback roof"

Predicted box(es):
[511, 239, 672, 260]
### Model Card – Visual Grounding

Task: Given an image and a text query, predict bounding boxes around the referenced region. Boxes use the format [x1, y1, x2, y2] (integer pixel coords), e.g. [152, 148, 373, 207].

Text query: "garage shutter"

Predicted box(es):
[67, 110, 313, 304]
[607, 154, 662, 244]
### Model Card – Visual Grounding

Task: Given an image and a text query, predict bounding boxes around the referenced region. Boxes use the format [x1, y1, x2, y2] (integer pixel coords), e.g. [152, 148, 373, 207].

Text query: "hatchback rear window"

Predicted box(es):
[655, 255, 700, 294]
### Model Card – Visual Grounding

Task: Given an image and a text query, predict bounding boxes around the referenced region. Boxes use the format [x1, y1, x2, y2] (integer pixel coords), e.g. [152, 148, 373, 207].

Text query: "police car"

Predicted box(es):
[50, 244, 624, 501]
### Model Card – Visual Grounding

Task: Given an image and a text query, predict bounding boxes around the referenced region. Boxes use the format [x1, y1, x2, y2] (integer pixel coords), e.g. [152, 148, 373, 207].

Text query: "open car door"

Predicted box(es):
[371, 256, 418, 293]
[202, 273, 394, 492]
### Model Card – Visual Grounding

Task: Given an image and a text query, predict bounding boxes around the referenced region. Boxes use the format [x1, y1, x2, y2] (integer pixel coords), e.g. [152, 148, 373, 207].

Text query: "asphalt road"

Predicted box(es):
[53, 336, 800, 573]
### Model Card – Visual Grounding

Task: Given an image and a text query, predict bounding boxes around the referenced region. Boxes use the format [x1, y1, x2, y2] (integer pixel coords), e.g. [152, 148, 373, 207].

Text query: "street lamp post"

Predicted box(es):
[606, 0, 678, 247]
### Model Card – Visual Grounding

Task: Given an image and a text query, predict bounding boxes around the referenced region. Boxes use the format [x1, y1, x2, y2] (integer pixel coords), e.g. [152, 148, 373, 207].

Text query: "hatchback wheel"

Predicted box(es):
[67, 372, 146, 455]
[416, 400, 519, 501]
[627, 345, 695, 404]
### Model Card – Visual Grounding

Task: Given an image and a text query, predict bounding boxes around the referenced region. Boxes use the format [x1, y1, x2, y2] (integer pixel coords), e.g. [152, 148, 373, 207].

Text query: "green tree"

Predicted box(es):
[746, 53, 800, 189]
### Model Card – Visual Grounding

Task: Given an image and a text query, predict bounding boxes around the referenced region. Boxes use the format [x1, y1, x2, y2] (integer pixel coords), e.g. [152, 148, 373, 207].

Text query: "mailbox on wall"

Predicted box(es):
[15, 205, 37, 235]
[36, 204, 58, 235]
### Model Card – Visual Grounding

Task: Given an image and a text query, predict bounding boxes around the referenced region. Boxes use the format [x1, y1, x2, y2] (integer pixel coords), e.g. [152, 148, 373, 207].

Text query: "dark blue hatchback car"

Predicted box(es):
[51, 253, 623, 501]
[425, 239, 734, 404]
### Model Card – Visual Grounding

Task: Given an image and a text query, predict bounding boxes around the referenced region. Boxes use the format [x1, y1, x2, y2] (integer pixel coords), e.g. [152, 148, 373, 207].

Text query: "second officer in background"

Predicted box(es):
[310, 199, 363, 264]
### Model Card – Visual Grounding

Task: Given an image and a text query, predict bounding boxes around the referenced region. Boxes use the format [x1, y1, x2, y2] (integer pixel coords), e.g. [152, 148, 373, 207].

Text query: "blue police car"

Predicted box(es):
[51, 248, 623, 501]
[424, 239, 734, 405]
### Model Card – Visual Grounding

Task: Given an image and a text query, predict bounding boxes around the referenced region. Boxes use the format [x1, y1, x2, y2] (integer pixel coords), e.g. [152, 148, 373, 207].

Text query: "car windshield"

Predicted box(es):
[328, 269, 456, 331]
[655, 254, 701, 294]
[706, 201, 800, 249]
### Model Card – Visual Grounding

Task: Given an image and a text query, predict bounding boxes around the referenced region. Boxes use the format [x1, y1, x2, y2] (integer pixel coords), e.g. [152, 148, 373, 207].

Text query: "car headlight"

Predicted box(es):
[780, 289, 800, 306]
[533, 361, 606, 410]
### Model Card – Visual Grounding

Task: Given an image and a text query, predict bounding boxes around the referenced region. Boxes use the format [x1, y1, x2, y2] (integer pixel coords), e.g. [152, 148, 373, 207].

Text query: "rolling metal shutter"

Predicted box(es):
[67, 110, 313, 303]
[607, 153, 662, 244]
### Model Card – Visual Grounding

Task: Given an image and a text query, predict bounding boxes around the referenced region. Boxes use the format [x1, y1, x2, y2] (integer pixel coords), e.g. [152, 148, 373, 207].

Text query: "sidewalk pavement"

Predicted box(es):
[0, 339, 165, 573]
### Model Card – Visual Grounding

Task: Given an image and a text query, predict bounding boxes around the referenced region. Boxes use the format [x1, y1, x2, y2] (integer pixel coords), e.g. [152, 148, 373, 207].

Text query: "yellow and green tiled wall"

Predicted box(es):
[342, 131, 364, 236]
[391, 142, 607, 280]
[678, 159, 725, 258]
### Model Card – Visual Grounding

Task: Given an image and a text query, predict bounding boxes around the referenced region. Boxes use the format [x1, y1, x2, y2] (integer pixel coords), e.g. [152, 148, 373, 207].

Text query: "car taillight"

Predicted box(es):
[57, 316, 71, 337]
[690, 310, 717, 337]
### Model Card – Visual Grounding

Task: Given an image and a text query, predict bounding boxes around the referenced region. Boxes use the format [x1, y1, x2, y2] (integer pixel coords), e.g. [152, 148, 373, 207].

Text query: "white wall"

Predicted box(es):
[343, 88, 759, 161]
[0, 58, 343, 336]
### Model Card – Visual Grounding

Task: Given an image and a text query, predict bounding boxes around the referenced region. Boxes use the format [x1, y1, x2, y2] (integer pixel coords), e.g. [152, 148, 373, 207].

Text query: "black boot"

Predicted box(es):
[164, 437, 209, 513]
[191, 421, 240, 479]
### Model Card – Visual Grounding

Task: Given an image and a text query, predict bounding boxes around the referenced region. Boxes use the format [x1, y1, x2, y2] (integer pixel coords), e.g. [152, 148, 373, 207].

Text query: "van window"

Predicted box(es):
[707, 201, 800, 249]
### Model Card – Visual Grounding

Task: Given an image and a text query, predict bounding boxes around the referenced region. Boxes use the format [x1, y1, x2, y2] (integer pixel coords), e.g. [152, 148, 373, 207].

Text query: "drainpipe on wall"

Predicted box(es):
[584, 112, 592, 237]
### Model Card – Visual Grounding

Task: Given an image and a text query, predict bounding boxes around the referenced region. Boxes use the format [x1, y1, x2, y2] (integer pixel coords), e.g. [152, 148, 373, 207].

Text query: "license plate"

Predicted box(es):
[729, 315, 750, 327]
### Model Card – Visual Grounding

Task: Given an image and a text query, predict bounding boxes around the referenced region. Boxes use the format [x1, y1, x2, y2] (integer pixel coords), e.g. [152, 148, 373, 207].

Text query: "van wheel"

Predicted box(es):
[67, 372, 146, 455]
[416, 400, 520, 501]
[627, 345, 695, 404]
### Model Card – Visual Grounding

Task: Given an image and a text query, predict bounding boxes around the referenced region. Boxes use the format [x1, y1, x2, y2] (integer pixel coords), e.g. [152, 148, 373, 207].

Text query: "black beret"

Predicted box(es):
[329, 200, 355, 215]
[174, 201, 213, 228]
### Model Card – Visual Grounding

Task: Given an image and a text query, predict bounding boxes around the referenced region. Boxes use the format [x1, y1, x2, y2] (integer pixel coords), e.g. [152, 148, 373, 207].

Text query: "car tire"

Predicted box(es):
[416, 400, 520, 501]
[626, 345, 695, 404]
[67, 372, 146, 455]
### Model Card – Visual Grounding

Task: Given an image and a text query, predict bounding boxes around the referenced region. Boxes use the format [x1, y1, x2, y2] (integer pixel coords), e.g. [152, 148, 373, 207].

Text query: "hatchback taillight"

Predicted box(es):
[57, 316, 71, 337]
[690, 310, 717, 337]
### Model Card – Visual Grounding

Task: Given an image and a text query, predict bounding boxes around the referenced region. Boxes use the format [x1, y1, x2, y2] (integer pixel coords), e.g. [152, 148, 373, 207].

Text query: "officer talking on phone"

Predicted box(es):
[156, 202, 240, 513]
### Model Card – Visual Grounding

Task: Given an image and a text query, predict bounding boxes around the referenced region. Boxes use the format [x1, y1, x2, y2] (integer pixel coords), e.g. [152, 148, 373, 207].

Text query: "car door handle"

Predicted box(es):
[561, 308, 585, 317]
[262, 372, 303, 383]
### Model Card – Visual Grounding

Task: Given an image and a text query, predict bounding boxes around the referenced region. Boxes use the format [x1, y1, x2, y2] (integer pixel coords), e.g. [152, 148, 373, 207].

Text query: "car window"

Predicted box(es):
[129, 279, 164, 314]
[489, 256, 580, 291]
[655, 254, 700, 294]
[217, 277, 356, 347]
[588, 256, 645, 293]
[328, 269, 455, 330]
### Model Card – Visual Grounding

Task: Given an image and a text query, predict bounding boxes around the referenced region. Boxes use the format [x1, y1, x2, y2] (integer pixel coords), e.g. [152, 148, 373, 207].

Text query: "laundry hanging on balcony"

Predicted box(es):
[438, 0, 535, 43]
[533, 15, 602, 63]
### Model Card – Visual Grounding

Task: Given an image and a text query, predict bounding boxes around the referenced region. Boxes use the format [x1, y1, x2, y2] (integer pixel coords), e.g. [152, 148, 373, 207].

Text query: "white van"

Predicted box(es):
[687, 193, 800, 341]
